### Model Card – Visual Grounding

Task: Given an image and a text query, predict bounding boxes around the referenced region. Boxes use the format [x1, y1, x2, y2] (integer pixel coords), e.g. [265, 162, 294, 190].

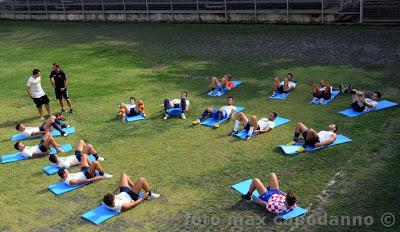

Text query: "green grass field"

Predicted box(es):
[0, 21, 399, 231]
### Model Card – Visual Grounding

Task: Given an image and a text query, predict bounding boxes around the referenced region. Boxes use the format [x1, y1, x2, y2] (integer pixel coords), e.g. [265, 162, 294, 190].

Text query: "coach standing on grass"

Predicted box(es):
[50, 63, 74, 113]
[27, 68, 52, 120]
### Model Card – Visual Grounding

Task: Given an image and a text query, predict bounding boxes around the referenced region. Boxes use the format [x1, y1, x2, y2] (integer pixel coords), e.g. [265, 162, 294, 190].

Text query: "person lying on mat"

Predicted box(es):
[241, 172, 297, 215]
[350, 89, 381, 112]
[208, 74, 234, 95]
[192, 96, 237, 128]
[15, 115, 70, 137]
[49, 140, 105, 169]
[161, 91, 190, 120]
[102, 173, 160, 212]
[14, 131, 65, 158]
[311, 80, 332, 104]
[228, 112, 277, 140]
[271, 73, 296, 97]
[118, 97, 146, 120]
[57, 153, 112, 186]
[287, 122, 338, 152]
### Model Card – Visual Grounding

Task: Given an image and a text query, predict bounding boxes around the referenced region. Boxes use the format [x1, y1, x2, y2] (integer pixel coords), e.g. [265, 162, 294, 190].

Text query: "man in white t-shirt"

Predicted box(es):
[15, 115, 70, 138]
[102, 173, 160, 213]
[118, 97, 147, 121]
[350, 89, 381, 113]
[13, 131, 65, 158]
[287, 122, 338, 152]
[271, 73, 297, 97]
[49, 140, 105, 169]
[228, 112, 278, 140]
[192, 96, 237, 128]
[27, 69, 51, 120]
[311, 80, 333, 104]
[162, 91, 190, 120]
[57, 152, 112, 186]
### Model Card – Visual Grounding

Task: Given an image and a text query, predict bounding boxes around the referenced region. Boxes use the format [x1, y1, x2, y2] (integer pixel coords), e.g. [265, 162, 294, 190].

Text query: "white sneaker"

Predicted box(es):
[311, 97, 318, 104]
[97, 156, 105, 162]
[62, 132, 69, 137]
[208, 91, 213, 95]
[319, 98, 324, 104]
[217, 91, 221, 96]
[102, 173, 113, 179]
[147, 192, 160, 200]
[180, 113, 186, 120]
[271, 91, 276, 97]
[163, 114, 169, 120]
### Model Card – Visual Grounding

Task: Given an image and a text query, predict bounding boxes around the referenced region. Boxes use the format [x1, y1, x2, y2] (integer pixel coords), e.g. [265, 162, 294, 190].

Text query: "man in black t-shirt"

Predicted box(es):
[50, 63, 74, 113]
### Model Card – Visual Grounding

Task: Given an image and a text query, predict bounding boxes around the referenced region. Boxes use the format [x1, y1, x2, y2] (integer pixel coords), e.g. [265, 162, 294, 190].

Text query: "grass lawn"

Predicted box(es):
[0, 21, 399, 231]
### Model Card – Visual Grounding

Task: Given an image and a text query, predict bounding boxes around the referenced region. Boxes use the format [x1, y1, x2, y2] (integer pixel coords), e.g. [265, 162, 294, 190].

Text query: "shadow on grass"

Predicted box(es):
[0, 116, 39, 129]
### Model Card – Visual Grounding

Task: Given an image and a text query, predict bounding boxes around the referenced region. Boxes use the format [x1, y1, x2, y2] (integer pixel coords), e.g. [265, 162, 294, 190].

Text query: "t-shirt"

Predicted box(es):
[21, 145, 41, 158]
[266, 193, 293, 214]
[226, 81, 234, 89]
[126, 103, 136, 111]
[57, 155, 79, 169]
[64, 171, 87, 185]
[22, 127, 41, 137]
[280, 81, 297, 89]
[257, 118, 275, 131]
[171, 99, 190, 107]
[104, 192, 135, 213]
[317, 130, 335, 144]
[364, 98, 378, 112]
[219, 105, 237, 116]
[50, 70, 67, 89]
[27, 76, 45, 98]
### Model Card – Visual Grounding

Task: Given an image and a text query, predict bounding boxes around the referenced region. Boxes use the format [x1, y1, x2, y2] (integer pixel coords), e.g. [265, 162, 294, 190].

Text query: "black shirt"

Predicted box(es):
[50, 70, 68, 89]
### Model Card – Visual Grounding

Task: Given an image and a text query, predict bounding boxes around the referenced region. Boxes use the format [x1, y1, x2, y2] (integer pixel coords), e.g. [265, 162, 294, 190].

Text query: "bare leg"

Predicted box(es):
[312, 84, 320, 96]
[80, 153, 92, 168]
[305, 128, 318, 143]
[210, 77, 220, 90]
[237, 112, 249, 126]
[42, 132, 64, 153]
[87, 159, 104, 176]
[268, 172, 280, 190]
[247, 178, 267, 195]
[283, 78, 290, 92]
[131, 177, 151, 194]
[295, 122, 308, 134]
[76, 139, 86, 151]
[44, 103, 51, 115]
[37, 106, 44, 119]
[42, 115, 56, 130]
[272, 77, 281, 91]
[250, 115, 258, 128]
[59, 99, 65, 110]
[66, 99, 73, 110]
[84, 144, 97, 155]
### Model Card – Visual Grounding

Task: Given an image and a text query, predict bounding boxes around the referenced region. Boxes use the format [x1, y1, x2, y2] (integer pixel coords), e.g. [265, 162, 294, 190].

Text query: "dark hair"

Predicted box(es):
[228, 96, 233, 100]
[182, 91, 188, 97]
[49, 154, 58, 164]
[57, 168, 66, 178]
[333, 124, 338, 132]
[32, 69, 40, 75]
[129, 97, 136, 101]
[15, 123, 22, 130]
[374, 91, 382, 99]
[103, 193, 115, 207]
[287, 73, 293, 78]
[53, 63, 58, 66]
[286, 192, 297, 206]
[14, 142, 21, 150]
[225, 73, 232, 80]
[272, 112, 278, 119]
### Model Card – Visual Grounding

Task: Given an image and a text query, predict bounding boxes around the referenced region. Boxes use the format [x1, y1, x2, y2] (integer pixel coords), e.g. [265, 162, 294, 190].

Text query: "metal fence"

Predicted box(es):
[0, 0, 398, 23]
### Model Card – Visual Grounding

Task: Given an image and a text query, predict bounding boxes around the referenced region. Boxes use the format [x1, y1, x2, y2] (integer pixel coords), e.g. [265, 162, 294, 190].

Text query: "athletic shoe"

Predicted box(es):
[122, 116, 127, 123]
[61, 132, 69, 137]
[97, 157, 105, 162]
[271, 91, 276, 97]
[214, 123, 219, 128]
[241, 194, 251, 200]
[69, 109, 75, 114]
[102, 173, 113, 179]
[227, 130, 236, 136]
[180, 113, 186, 120]
[347, 84, 353, 95]
[61, 124, 71, 129]
[163, 114, 169, 120]
[142, 113, 147, 118]
[319, 98, 324, 104]
[40, 117, 45, 121]
[192, 119, 201, 125]
[208, 91, 213, 95]
[296, 146, 305, 153]
[311, 97, 319, 104]
[339, 84, 345, 94]
[287, 140, 297, 145]
[147, 192, 160, 200]
[61, 109, 66, 113]
[216, 91, 221, 96]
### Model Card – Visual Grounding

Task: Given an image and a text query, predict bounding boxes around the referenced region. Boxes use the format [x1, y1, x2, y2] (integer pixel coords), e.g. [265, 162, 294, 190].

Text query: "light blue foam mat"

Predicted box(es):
[231, 179, 307, 220]
[11, 127, 76, 141]
[200, 106, 245, 127]
[339, 100, 398, 117]
[81, 192, 144, 225]
[309, 90, 340, 105]
[166, 108, 183, 116]
[206, 81, 243, 97]
[269, 91, 292, 100]
[233, 116, 291, 140]
[48, 181, 89, 195]
[42, 155, 96, 175]
[126, 114, 145, 122]
[279, 134, 352, 155]
[1, 144, 73, 164]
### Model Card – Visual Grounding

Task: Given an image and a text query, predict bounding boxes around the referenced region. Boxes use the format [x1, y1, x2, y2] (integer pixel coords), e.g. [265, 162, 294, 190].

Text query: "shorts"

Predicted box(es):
[39, 123, 46, 132]
[244, 123, 260, 132]
[314, 92, 331, 100]
[258, 188, 282, 202]
[33, 95, 50, 108]
[126, 109, 140, 117]
[38, 140, 47, 152]
[81, 166, 94, 179]
[277, 85, 290, 94]
[302, 129, 319, 147]
[55, 88, 69, 100]
[211, 109, 219, 119]
[74, 150, 82, 161]
[351, 101, 365, 112]
[120, 186, 139, 201]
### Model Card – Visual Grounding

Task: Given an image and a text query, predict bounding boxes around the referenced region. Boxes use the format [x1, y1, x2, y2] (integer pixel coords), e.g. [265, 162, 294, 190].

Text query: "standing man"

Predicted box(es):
[27, 68, 51, 120]
[50, 63, 74, 113]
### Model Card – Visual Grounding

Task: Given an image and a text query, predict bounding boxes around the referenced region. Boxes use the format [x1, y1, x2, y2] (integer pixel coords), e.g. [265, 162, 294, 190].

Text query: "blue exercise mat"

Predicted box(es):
[233, 116, 290, 140]
[126, 114, 146, 122]
[231, 179, 307, 220]
[279, 134, 352, 155]
[206, 81, 243, 97]
[42, 155, 96, 175]
[1, 144, 73, 164]
[81, 192, 144, 225]
[11, 127, 76, 141]
[339, 100, 398, 117]
[167, 108, 183, 116]
[200, 106, 245, 127]
[309, 90, 340, 105]
[48, 181, 89, 195]
[269, 91, 292, 100]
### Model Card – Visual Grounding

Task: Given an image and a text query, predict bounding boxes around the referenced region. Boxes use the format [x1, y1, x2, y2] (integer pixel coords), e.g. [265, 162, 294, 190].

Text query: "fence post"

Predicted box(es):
[27, 0, 32, 20]
[196, 0, 200, 22]
[224, 0, 227, 23]
[61, 0, 66, 21]
[254, 0, 257, 23]
[101, 0, 106, 22]
[44, 0, 49, 20]
[286, 0, 289, 23]
[11, 0, 16, 20]
[81, 0, 85, 21]
[146, 0, 150, 22]
[170, 0, 174, 22]
[321, 0, 324, 23]
[122, 0, 127, 21]
[359, 0, 363, 23]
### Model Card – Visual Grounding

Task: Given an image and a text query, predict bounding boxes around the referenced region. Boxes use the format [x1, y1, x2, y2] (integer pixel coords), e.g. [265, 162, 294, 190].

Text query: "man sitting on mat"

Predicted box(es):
[311, 80, 332, 104]
[15, 115, 70, 137]
[241, 172, 297, 215]
[192, 96, 237, 128]
[208, 74, 234, 96]
[287, 122, 338, 152]
[49, 140, 105, 169]
[162, 91, 190, 120]
[228, 112, 277, 140]
[350, 89, 381, 112]
[57, 153, 112, 186]
[102, 173, 160, 212]
[271, 73, 296, 97]
[14, 131, 65, 158]
[118, 97, 146, 121]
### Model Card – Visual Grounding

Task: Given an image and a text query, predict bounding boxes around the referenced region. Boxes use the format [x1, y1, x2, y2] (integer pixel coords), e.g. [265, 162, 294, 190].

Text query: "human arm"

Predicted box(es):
[121, 192, 149, 212]
[26, 86, 33, 98]
[251, 195, 267, 207]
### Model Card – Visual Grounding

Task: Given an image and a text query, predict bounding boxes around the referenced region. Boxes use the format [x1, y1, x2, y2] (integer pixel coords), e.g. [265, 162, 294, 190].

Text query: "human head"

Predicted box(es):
[180, 91, 188, 99]
[224, 73, 232, 81]
[103, 193, 115, 207]
[15, 123, 26, 132]
[227, 96, 234, 106]
[52, 63, 58, 71]
[319, 80, 326, 87]
[286, 192, 297, 207]
[129, 97, 136, 104]
[371, 91, 381, 101]
[32, 69, 40, 77]
[328, 124, 338, 132]
[57, 167, 68, 180]
[48, 154, 59, 164]
[268, 112, 278, 121]
[14, 142, 25, 151]
[287, 73, 293, 81]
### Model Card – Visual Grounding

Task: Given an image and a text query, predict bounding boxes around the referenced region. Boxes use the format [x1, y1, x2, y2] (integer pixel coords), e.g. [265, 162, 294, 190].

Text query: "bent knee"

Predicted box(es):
[138, 177, 146, 182]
